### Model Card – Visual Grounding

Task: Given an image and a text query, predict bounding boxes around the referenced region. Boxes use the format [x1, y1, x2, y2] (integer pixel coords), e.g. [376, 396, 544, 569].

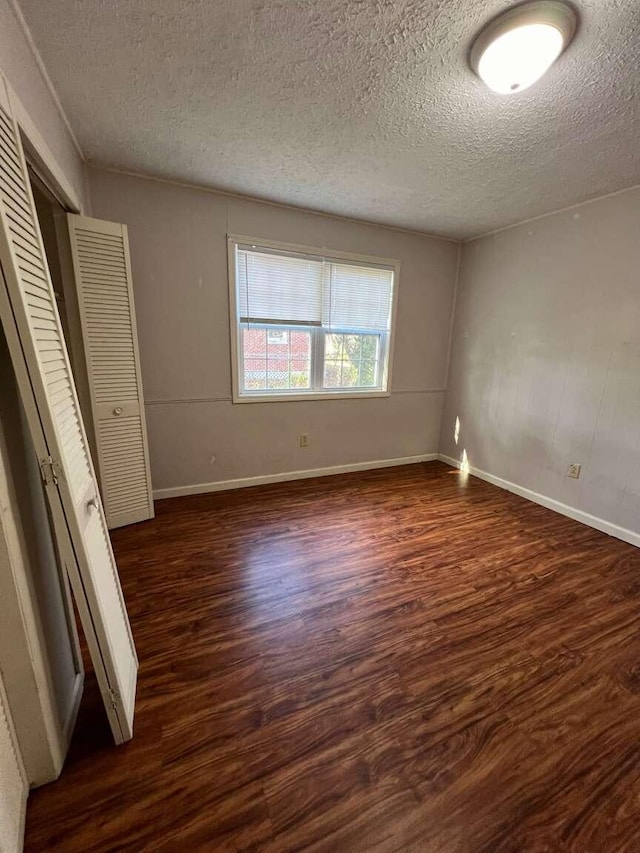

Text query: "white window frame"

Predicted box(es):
[227, 234, 400, 403]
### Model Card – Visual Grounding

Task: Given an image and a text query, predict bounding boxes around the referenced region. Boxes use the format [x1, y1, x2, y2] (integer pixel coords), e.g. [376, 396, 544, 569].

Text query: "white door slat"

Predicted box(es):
[31, 317, 58, 333]
[41, 355, 66, 371]
[85, 308, 133, 320]
[76, 244, 129, 261]
[17, 254, 49, 280]
[6, 208, 38, 242]
[75, 227, 123, 240]
[0, 144, 29, 191]
[10, 227, 40, 259]
[21, 267, 50, 289]
[78, 257, 128, 273]
[0, 178, 33, 221]
[75, 234, 123, 248]
[29, 305, 56, 321]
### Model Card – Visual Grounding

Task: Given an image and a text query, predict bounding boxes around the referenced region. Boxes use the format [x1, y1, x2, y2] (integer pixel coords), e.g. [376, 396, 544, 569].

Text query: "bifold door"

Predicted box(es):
[66, 214, 154, 529]
[0, 74, 137, 743]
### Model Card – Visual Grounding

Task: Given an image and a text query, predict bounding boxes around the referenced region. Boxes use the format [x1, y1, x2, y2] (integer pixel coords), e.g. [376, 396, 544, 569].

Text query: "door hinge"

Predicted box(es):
[108, 688, 121, 709]
[39, 455, 62, 486]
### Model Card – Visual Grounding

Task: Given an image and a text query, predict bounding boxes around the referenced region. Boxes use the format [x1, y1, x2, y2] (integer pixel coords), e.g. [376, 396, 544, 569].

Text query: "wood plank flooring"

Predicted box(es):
[24, 461, 640, 851]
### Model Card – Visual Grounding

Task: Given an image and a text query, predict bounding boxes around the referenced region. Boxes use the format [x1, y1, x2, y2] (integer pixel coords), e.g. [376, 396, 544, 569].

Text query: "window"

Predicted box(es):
[228, 236, 398, 401]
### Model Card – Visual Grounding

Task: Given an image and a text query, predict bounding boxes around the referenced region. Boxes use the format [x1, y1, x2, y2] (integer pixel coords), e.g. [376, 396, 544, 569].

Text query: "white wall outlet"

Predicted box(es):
[299, 433, 309, 448]
[567, 463, 581, 479]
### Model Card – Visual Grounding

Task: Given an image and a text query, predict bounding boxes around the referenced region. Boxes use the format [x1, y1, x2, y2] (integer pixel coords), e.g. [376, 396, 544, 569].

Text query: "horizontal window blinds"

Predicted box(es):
[325, 263, 394, 331]
[237, 248, 323, 325]
[237, 245, 394, 332]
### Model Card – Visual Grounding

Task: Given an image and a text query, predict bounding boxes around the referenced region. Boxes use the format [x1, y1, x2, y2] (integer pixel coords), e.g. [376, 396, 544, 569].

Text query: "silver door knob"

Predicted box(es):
[113, 406, 123, 416]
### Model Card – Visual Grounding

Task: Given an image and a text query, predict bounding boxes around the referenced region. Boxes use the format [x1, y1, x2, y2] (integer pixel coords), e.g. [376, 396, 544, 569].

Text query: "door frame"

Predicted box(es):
[5, 76, 84, 216]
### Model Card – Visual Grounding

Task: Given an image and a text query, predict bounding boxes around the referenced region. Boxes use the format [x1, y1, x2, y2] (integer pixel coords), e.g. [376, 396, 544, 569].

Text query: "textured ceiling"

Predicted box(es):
[16, 0, 640, 238]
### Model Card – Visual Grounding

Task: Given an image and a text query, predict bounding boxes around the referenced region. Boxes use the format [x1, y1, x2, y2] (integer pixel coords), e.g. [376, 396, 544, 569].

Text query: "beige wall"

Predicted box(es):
[88, 168, 459, 494]
[440, 186, 640, 541]
[0, 0, 87, 210]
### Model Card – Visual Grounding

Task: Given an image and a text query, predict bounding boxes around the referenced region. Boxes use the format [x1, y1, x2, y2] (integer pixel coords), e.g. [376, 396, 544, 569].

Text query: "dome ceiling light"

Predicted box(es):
[470, 1, 578, 95]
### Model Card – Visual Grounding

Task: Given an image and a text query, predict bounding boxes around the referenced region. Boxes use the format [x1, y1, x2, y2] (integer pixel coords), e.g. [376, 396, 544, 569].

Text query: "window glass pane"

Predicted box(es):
[244, 328, 267, 357]
[290, 331, 312, 388]
[359, 360, 378, 387]
[242, 328, 311, 392]
[244, 359, 267, 390]
[361, 335, 379, 360]
[322, 333, 381, 389]
[324, 333, 343, 360]
[267, 370, 289, 390]
[323, 361, 342, 388]
[267, 329, 288, 345]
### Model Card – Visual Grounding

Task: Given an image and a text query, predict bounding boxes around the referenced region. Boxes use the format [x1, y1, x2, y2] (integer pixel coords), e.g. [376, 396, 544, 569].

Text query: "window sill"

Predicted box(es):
[232, 390, 391, 404]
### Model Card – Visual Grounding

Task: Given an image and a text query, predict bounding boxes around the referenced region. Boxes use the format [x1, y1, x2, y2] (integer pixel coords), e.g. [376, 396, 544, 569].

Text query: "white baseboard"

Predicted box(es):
[61, 672, 84, 757]
[30, 670, 84, 789]
[438, 454, 640, 549]
[154, 453, 439, 500]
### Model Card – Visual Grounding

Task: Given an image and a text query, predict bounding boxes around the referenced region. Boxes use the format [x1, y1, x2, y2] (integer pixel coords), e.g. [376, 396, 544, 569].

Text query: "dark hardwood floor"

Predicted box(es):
[24, 461, 640, 851]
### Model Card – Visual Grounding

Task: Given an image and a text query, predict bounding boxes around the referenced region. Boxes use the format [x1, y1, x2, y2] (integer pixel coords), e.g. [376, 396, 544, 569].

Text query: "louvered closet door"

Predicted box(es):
[67, 215, 153, 529]
[0, 74, 137, 744]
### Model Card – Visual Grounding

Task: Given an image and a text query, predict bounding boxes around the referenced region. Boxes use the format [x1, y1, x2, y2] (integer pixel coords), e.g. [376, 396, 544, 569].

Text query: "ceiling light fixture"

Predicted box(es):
[470, 1, 577, 95]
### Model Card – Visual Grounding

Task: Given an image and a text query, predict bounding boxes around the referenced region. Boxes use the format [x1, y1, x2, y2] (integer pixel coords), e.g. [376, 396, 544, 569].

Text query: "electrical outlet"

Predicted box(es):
[567, 463, 581, 479]
[299, 433, 309, 448]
